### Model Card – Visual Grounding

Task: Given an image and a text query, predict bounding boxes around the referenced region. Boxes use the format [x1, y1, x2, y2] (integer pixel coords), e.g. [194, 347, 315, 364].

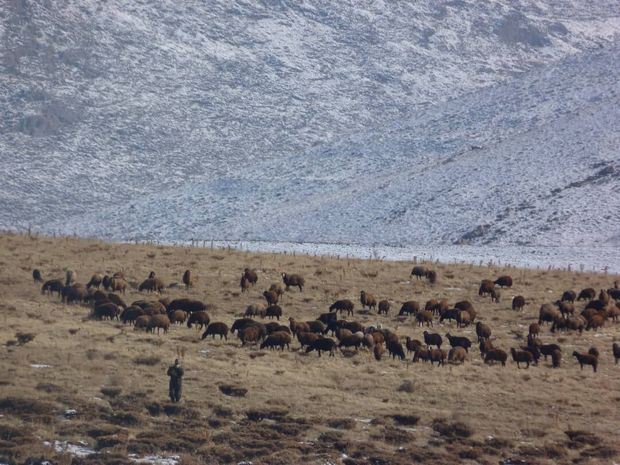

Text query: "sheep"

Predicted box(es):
[142, 302, 167, 315]
[551, 349, 561, 368]
[231, 318, 257, 335]
[93, 303, 120, 320]
[134, 315, 150, 331]
[423, 331, 442, 349]
[265, 305, 283, 320]
[439, 308, 460, 324]
[147, 271, 156, 279]
[265, 323, 289, 335]
[340, 320, 364, 334]
[410, 266, 427, 280]
[338, 334, 364, 351]
[572, 351, 597, 372]
[511, 348, 534, 369]
[168, 298, 207, 314]
[138, 278, 165, 294]
[240, 275, 251, 293]
[61, 285, 86, 305]
[65, 269, 77, 286]
[238, 325, 261, 346]
[494, 275, 513, 288]
[456, 310, 471, 328]
[567, 315, 587, 334]
[405, 336, 422, 354]
[413, 347, 431, 363]
[448, 346, 467, 364]
[243, 268, 258, 286]
[555, 300, 575, 318]
[539, 304, 560, 325]
[182, 270, 193, 289]
[281, 273, 304, 292]
[360, 291, 377, 310]
[478, 279, 495, 297]
[386, 340, 406, 360]
[90, 290, 109, 304]
[425, 298, 439, 312]
[202, 322, 229, 340]
[169, 310, 188, 325]
[561, 290, 577, 303]
[374, 343, 386, 361]
[245, 304, 266, 318]
[109, 277, 127, 294]
[107, 293, 127, 309]
[612, 343, 620, 364]
[455, 300, 476, 322]
[475, 322, 491, 341]
[479, 339, 494, 358]
[577, 288, 596, 301]
[599, 289, 610, 305]
[416, 310, 434, 327]
[607, 288, 620, 301]
[121, 306, 145, 325]
[378, 300, 390, 315]
[306, 320, 327, 334]
[425, 270, 437, 284]
[42, 279, 64, 296]
[585, 314, 605, 331]
[86, 273, 103, 289]
[512, 295, 526, 311]
[484, 349, 507, 366]
[263, 290, 279, 306]
[607, 304, 620, 322]
[102, 275, 112, 291]
[588, 347, 600, 358]
[289, 318, 310, 336]
[528, 323, 540, 338]
[521, 345, 540, 365]
[329, 299, 354, 316]
[398, 300, 420, 316]
[147, 314, 171, 334]
[383, 329, 399, 346]
[490, 289, 501, 303]
[370, 331, 385, 345]
[297, 331, 319, 348]
[429, 348, 446, 366]
[445, 334, 472, 352]
[540, 344, 561, 360]
[32, 269, 43, 283]
[306, 337, 337, 357]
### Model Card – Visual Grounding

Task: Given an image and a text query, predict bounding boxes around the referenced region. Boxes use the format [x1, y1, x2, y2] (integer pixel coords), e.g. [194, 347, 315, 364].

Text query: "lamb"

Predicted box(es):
[561, 290, 577, 303]
[386, 340, 406, 360]
[572, 351, 597, 372]
[378, 300, 390, 315]
[86, 273, 103, 289]
[109, 277, 128, 294]
[265, 305, 283, 320]
[288, 318, 309, 336]
[490, 289, 501, 303]
[484, 349, 507, 366]
[478, 279, 495, 297]
[182, 270, 193, 289]
[281, 273, 304, 292]
[423, 331, 442, 349]
[138, 278, 165, 294]
[238, 325, 261, 346]
[121, 306, 145, 325]
[398, 300, 420, 316]
[456, 310, 471, 328]
[245, 304, 266, 318]
[243, 268, 258, 286]
[577, 288, 596, 301]
[32, 269, 43, 283]
[306, 337, 337, 357]
[613, 343, 620, 364]
[511, 348, 534, 369]
[494, 275, 513, 288]
[410, 266, 427, 280]
[42, 279, 64, 296]
[539, 304, 560, 325]
[338, 334, 364, 351]
[360, 291, 377, 310]
[448, 346, 467, 364]
[475, 322, 491, 341]
[167, 298, 207, 313]
[93, 303, 121, 320]
[445, 334, 472, 352]
[263, 290, 280, 306]
[297, 331, 319, 348]
[202, 322, 229, 340]
[329, 299, 355, 316]
[169, 310, 188, 325]
[416, 310, 434, 327]
[425, 270, 437, 284]
[405, 336, 422, 354]
[147, 314, 171, 334]
[512, 295, 526, 311]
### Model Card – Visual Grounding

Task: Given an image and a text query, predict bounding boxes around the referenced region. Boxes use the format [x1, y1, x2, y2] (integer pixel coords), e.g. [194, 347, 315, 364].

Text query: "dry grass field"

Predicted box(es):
[0, 233, 619, 465]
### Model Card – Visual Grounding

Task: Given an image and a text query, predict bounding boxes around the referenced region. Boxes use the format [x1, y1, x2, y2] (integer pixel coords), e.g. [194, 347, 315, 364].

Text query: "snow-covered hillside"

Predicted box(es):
[1, 1, 619, 260]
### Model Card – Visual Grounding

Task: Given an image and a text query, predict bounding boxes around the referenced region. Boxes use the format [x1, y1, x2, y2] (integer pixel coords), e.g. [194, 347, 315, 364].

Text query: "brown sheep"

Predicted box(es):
[512, 295, 526, 311]
[413, 346, 431, 363]
[399, 300, 420, 316]
[62, 285, 86, 305]
[202, 322, 229, 340]
[494, 275, 513, 288]
[555, 300, 575, 318]
[109, 277, 128, 294]
[329, 299, 355, 316]
[540, 344, 561, 360]
[306, 337, 336, 357]
[289, 318, 309, 336]
[573, 351, 597, 372]
[378, 300, 390, 315]
[167, 298, 207, 314]
[121, 306, 145, 325]
[539, 303, 560, 325]
[142, 302, 167, 316]
[561, 290, 577, 302]
[599, 289, 610, 304]
[306, 320, 327, 334]
[360, 291, 377, 310]
[240, 275, 251, 293]
[475, 322, 491, 341]
[410, 266, 427, 280]
[374, 343, 386, 361]
[139, 278, 165, 294]
[281, 273, 304, 292]
[416, 310, 434, 327]
[245, 304, 266, 318]
[86, 273, 103, 289]
[32, 269, 43, 283]
[243, 268, 258, 286]
[182, 270, 193, 289]
[429, 348, 446, 366]
[588, 346, 600, 358]
[65, 269, 77, 286]
[478, 279, 495, 297]
[511, 348, 533, 369]
[107, 293, 127, 309]
[336, 328, 353, 341]
[42, 279, 64, 296]
[612, 343, 620, 364]
[405, 336, 422, 354]
[425, 299, 438, 313]
[484, 349, 507, 366]
[238, 325, 261, 346]
[456, 310, 471, 328]
[265, 305, 283, 320]
[297, 331, 319, 348]
[528, 323, 540, 338]
[260, 331, 292, 350]
[338, 334, 364, 351]
[147, 314, 171, 334]
[577, 288, 596, 301]
[448, 346, 467, 364]
[263, 290, 279, 306]
[551, 349, 561, 368]
[169, 310, 188, 325]
[93, 303, 120, 320]
[134, 315, 150, 331]
[479, 339, 494, 358]
[585, 314, 605, 331]
[186, 311, 210, 329]
[490, 289, 501, 303]
[269, 283, 285, 298]
[371, 331, 385, 345]
[425, 269, 437, 284]
[607, 304, 620, 322]
[455, 300, 476, 322]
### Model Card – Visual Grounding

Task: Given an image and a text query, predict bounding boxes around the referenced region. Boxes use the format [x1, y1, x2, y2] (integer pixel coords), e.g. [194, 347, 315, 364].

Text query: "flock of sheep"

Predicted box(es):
[33, 264, 620, 372]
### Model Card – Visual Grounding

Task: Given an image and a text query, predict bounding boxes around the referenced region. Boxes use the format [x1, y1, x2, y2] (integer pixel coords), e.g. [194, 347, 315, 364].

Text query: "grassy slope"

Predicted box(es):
[0, 233, 619, 465]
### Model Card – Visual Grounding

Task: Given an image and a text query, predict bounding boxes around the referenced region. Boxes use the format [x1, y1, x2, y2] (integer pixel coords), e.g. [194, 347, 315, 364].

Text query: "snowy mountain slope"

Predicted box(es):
[51, 41, 620, 248]
[2, 0, 620, 236]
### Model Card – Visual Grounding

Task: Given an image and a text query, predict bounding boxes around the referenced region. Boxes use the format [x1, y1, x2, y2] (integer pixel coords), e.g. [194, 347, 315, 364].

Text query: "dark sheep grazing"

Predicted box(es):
[479, 279, 495, 297]
[540, 344, 561, 360]
[456, 310, 471, 328]
[386, 340, 406, 360]
[399, 301, 420, 316]
[551, 349, 561, 368]
[202, 322, 229, 340]
[169, 310, 188, 325]
[329, 299, 355, 316]
[306, 320, 327, 334]
[429, 348, 446, 366]
[42, 279, 64, 296]
[102, 275, 112, 291]
[182, 270, 193, 289]
[338, 334, 364, 351]
[62, 285, 86, 305]
[561, 290, 577, 303]
[240, 275, 251, 293]
[490, 289, 501, 303]
[121, 306, 145, 325]
[297, 331, 319, 348]
[91, 290, 109, 304]
[306, 337, 337, 357]
[528, 323, 540, 338]
[147, 314, 171, 334]
[425, 269, 437, 284]
[416, 310, 434, 327]
[539, 304, 560, 325]
[572, 351, 597, 372]
[475, 322, 491, 341]
[243, 268, 258, 286]
[263, 290, 280, 306]
[423, 331, 442, 349]
[378, 300, 390, 315]
[265, 305, 283, 320]
[139, 278, 165, 294]
[555, 300, 575, 318]
[512, 295, 526, 311]
[245, 304, 266, 318]
[281, 273, 304, 292]
[317, 312, 338, 326]
[374, 343, 386, 361]
[231, 318, 257, 335]
[32, 269, 43, 283]
[584, 300, 607, 312]
[410, 266, 427, 280]
[109, 277, 127, 294]
[511, 348, 533, 369]
[168, 299, 207, 314]
[238, 326, 261, 346]
[445, 334, 472, 352]
[405, 336, 422, 354]
[86, 273, 103, 289]
[107, 293, 127, 309]
[494, 275, 513, 288]
[360, 291, 377, 310]
[577, 288, 596, 301]
[455, 301, 476, 322]
[448, 347, 467, 364]
[439, 308, 460, 324]
[93, 303, 121, 321]
[613, 343, 620, 364]
[484, 349, 507, 366]
[479, 339, 494, 358]
[288, 318, 309, 336]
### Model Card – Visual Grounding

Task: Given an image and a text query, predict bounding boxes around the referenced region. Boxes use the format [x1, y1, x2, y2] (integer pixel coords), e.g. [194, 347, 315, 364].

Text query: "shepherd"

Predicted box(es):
[167, 359, 184, 403]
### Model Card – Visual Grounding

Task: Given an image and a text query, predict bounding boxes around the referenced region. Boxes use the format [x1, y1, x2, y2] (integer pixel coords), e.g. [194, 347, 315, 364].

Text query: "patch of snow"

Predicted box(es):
[30, 364, 52, 368]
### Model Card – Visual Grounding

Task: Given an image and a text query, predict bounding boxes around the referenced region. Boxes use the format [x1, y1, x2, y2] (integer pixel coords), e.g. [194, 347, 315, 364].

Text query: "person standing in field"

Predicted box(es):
[167, 359, 184, 403]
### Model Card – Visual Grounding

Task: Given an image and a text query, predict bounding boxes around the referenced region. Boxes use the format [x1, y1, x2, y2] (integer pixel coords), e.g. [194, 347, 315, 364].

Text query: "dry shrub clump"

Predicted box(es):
[431, 418, 473, 439]
[133, 355, 161, 366]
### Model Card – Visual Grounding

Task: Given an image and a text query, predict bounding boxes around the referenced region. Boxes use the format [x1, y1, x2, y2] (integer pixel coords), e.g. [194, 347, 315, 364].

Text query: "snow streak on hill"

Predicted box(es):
[1, 1, 619, 258]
